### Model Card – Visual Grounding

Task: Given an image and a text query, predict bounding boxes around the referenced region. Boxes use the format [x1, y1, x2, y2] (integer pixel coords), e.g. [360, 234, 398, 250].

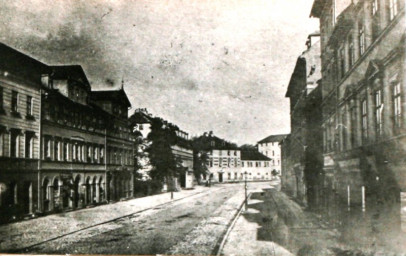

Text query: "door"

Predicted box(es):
[219, 173, 223, 183]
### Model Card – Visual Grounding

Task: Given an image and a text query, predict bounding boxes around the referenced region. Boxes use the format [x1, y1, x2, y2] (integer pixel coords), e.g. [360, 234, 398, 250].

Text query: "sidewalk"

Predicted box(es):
[221, 186, 341, 256]
[0, 185, 212, 252]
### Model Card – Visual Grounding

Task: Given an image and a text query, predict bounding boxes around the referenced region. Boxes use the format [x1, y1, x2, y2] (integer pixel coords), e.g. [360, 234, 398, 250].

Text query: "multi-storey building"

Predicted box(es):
[91, 88, 135, 201]
[310, 0, 405, 231]
[0, 43, 47, 220]
[194, 133, 273, 182]
[0, 42, 136, 222]
[282, 33, 324, 208]
[257, 134, 287, 174]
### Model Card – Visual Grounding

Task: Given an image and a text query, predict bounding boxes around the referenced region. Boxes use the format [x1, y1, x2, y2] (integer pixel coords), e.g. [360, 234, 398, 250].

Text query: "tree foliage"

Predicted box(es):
[193, 151, 209, 183]
[146, 117, 184, 183]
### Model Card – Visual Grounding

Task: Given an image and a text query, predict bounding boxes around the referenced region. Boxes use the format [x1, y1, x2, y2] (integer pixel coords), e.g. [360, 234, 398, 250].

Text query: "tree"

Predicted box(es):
[240, 144, 257, 151]
[146, 117, 184, 196]
[193, 151, 209, 184]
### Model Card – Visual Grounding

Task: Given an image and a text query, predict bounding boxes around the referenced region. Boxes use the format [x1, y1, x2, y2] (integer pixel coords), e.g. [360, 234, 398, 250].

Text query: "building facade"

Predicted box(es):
[310, 0, 405, 231]
[0, 43, 136, 222]
[0, 43, 47, 221]
[283, 33, 323, 208]
[194, 133, 273, 183]
[257, 134, 287, 175]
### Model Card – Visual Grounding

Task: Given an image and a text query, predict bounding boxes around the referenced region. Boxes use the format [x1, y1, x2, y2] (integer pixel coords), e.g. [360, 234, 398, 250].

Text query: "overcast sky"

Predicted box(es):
[0, 0, 318, 145]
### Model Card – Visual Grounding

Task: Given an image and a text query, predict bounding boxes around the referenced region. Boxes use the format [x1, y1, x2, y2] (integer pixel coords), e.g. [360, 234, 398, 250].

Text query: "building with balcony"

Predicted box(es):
[310, 0, 405, 231]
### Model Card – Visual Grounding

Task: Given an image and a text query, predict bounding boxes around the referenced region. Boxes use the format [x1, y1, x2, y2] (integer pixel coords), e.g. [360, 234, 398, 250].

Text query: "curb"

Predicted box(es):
[215, 192, 252, 256]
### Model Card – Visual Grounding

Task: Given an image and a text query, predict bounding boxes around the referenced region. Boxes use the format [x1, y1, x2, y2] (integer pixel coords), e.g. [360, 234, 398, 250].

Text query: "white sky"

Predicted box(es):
[0, 0, 319, 145]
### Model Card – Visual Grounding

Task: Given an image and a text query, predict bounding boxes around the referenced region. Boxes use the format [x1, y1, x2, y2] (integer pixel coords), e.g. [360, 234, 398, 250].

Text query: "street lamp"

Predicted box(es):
[244, 171, 248, 211]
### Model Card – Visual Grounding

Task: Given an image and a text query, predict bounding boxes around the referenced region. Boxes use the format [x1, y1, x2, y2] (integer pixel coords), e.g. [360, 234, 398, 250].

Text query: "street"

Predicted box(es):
[1, 182, 271, 255]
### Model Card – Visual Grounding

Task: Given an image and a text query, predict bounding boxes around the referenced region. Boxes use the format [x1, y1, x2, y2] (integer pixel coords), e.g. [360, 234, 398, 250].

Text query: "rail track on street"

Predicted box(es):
[6, 186, 226, 254]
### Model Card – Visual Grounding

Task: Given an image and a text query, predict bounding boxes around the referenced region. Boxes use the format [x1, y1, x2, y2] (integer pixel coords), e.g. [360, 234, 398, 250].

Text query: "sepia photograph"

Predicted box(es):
[0, 0, 405, 255]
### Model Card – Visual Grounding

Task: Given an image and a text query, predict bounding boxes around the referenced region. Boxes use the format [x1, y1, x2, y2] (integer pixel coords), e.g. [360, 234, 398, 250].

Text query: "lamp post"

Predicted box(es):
[244, 171, 248, 211]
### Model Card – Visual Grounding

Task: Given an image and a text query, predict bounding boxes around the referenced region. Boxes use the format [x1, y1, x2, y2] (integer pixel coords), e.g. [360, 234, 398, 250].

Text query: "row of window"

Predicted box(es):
[0, 130, 35, 158]
[42, 136, 133, 165]
[0, 88, 34, 118]
[43, 137, 105, 163]
[323, 73, 402, 152]
[335, 0, 401, 82]
[43, 102, 131, 140]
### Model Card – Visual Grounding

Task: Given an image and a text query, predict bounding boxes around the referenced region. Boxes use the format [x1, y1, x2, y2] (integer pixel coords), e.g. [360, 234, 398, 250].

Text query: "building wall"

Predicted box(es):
[312, 0, 405, 231]
[258, 141, 282, 173]
[0, 65, 42, 220]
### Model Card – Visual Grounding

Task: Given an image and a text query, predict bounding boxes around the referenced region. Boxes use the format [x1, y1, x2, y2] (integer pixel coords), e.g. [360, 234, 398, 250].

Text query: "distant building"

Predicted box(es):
[257, 134, 287, 175]
[193, 133, 273, 182]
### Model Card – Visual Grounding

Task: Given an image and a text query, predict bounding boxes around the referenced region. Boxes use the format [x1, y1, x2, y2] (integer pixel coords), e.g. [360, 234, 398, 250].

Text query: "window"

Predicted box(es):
[372, 0, 379, 16]
[87, 145, 92, 163]
[348, 34, 355, 67]
[393, 79, 402, 129]
[338, 47, 345, 79]
[389, 0, 399, 20]
[358, 20, 365, 56]
[341, 111, 347, 151]
[0, 133, 3, 156]
[26, 96, 33, 117]
[100, 147, 104, 163]
[72, 143, 77, 161]
[64, 142, 69, 161]
[350, 105, 357, 148]
[241, 162, 244, 167]
[25, 132, 34, 159]
[94, 147, 98, 162]
[44, 137, 51, 159]
[54, 140, 59, 161]
[0, 87, 3, 111]
[375, 89, 383, 137]
[361, 99, 368, 141]
[10, 130, 20, 158]
[272, 151, 274, 156]
[11, 91, 18, 113]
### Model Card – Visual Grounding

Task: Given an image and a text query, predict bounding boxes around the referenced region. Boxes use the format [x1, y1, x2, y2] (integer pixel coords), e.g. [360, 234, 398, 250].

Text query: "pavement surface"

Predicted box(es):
[0, 182, 272, 255]
[221, 181, 342, 256]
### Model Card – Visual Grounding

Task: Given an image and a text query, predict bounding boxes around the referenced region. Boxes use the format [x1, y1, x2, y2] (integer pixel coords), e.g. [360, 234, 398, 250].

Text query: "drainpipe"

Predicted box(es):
[38, 88, 43, 214]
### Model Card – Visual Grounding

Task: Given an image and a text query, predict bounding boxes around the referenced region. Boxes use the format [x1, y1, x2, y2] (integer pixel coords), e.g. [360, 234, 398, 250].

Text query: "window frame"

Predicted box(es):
[392, 77, 402, 130]
[361, 98, 368, 142]
[11, 90, 19, 113]
[374, 89, 383, 138]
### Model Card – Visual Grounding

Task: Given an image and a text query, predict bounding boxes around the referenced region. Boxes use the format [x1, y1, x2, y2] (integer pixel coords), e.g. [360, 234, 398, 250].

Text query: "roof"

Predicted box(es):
[50, 65, 91, 90]
[310, 0, 325, 18]
[0, 42, 49, 85]
[129, 110, 152, 124]
[91, 88, 131, 107]
[257, 134, 288, 144]
[241, 151, 271, 161]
